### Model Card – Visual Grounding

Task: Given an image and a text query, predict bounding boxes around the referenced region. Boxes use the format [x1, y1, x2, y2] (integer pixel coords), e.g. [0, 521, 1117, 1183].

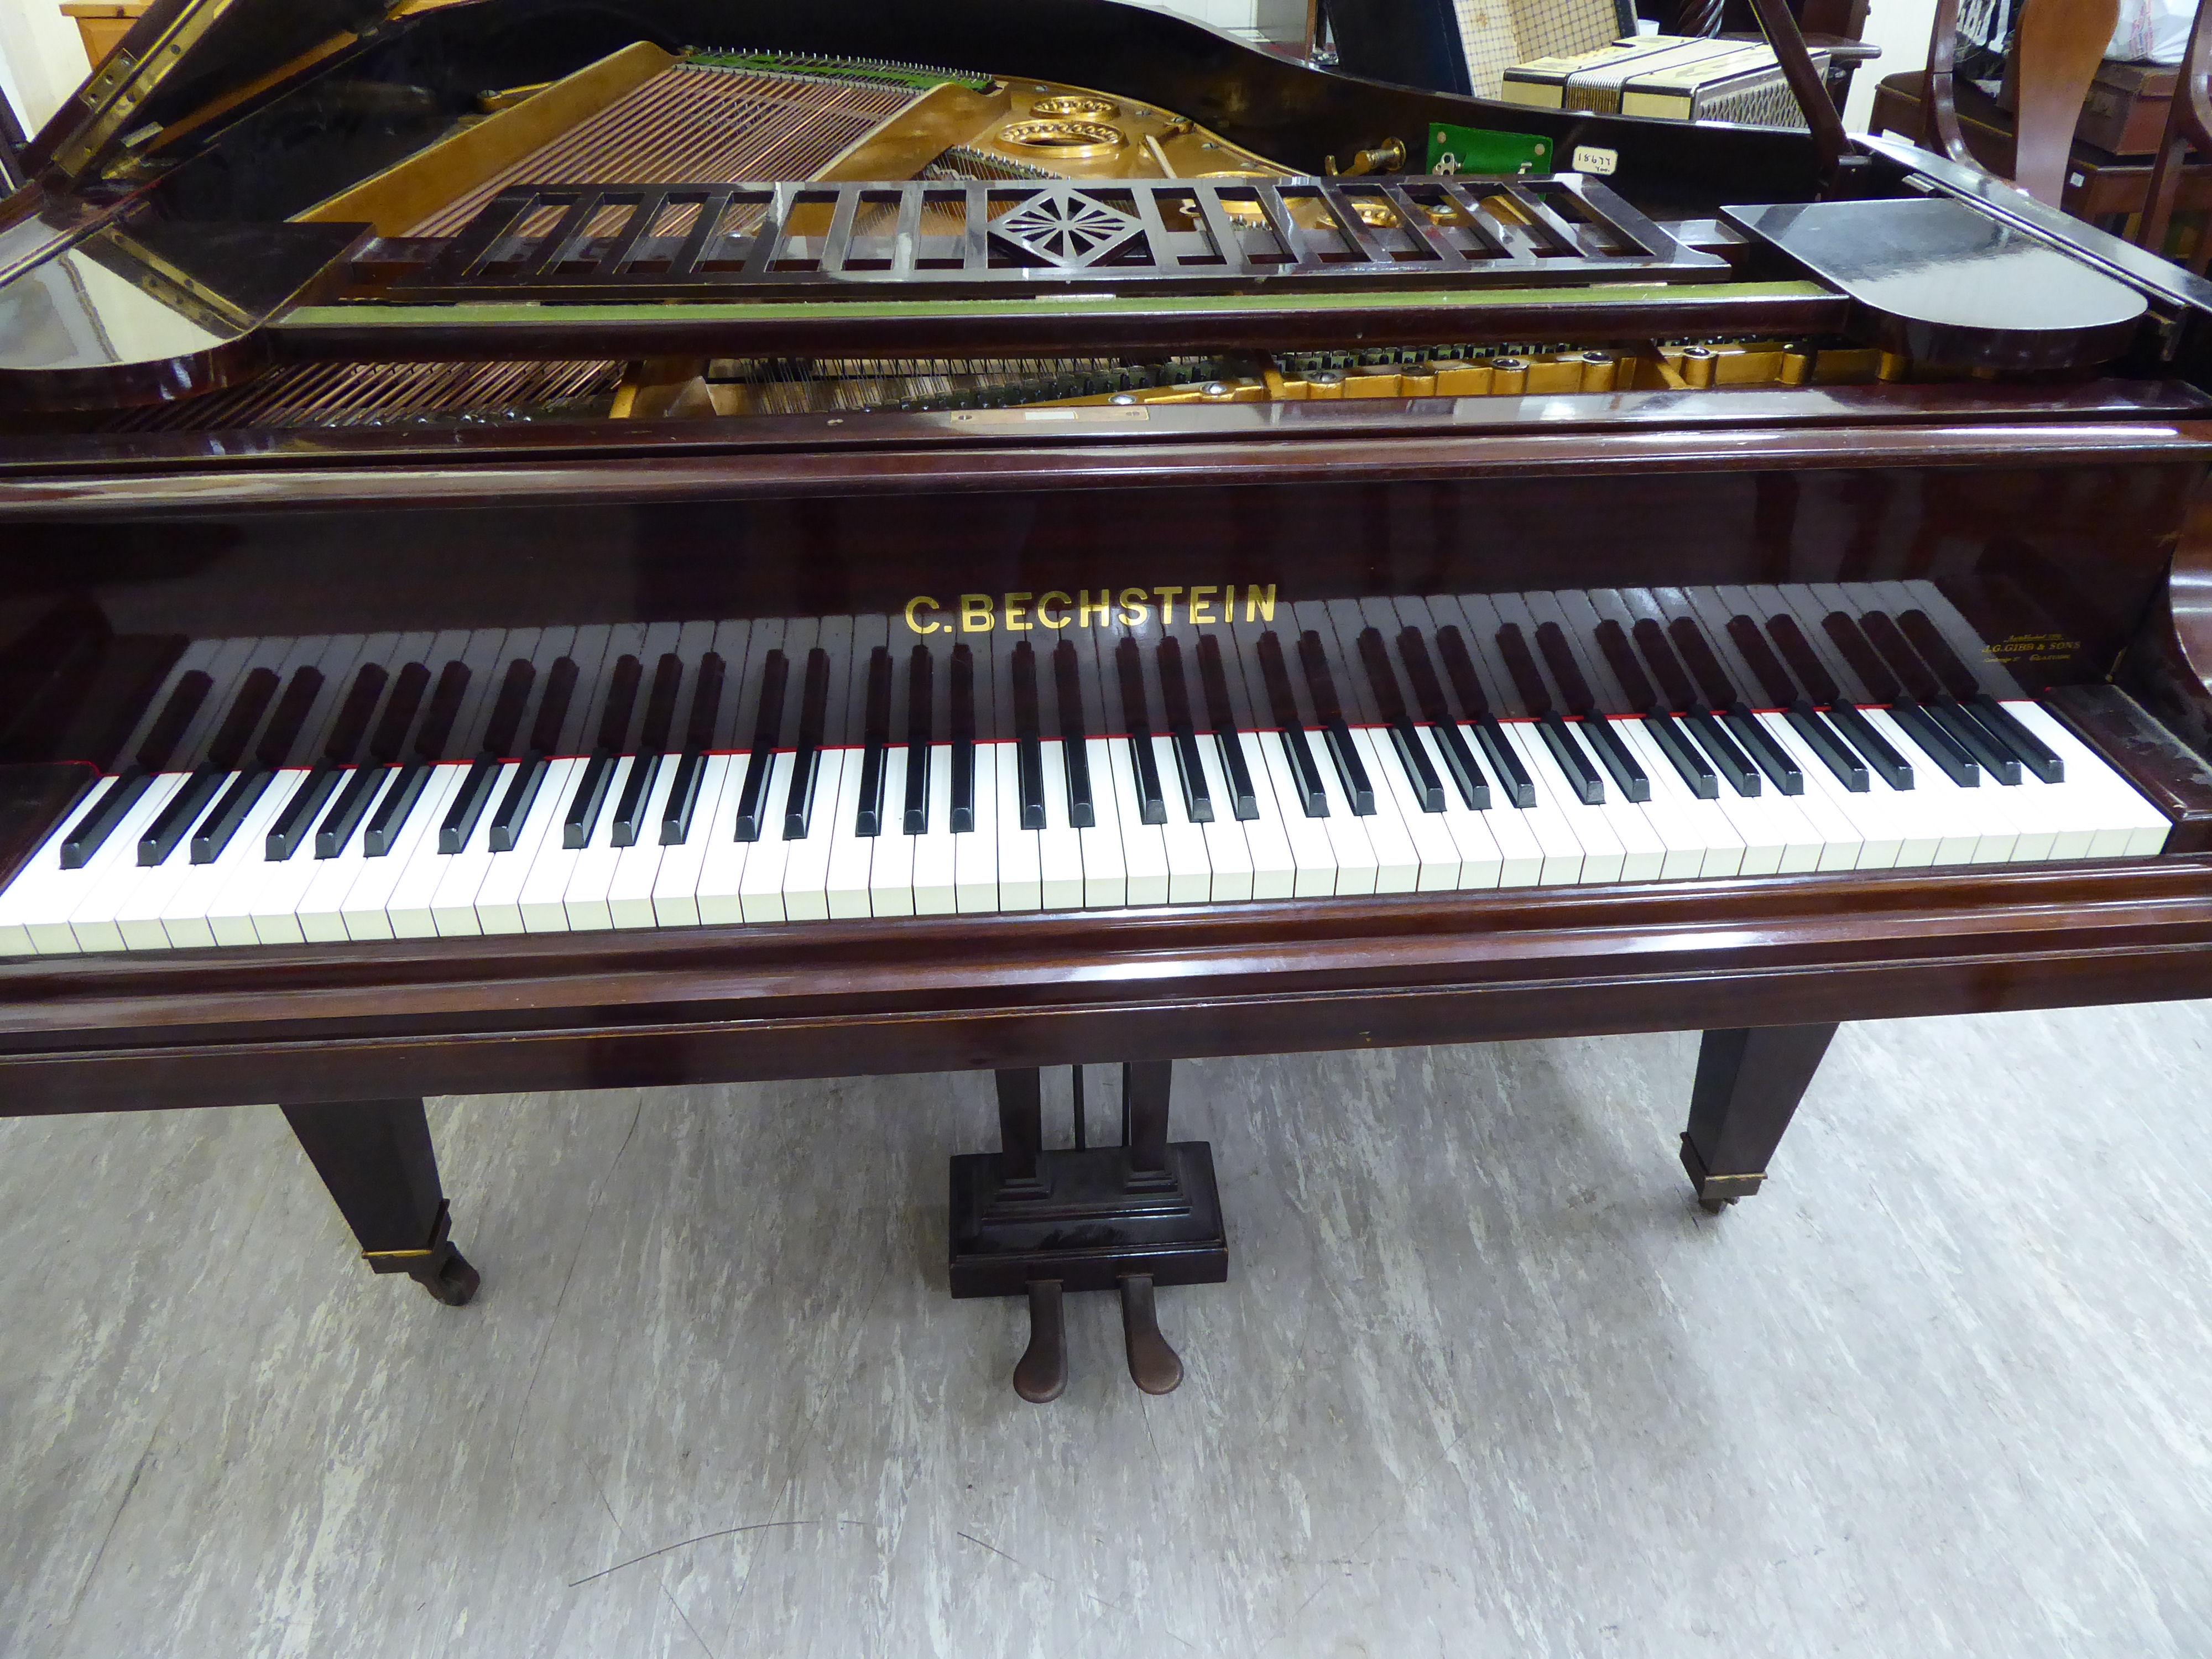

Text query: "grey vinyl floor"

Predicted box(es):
[4, 1003, 2212, 1658]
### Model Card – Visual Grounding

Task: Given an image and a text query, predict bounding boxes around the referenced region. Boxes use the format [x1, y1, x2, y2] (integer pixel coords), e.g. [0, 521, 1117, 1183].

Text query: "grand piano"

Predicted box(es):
[8, 0, 2212, 1402]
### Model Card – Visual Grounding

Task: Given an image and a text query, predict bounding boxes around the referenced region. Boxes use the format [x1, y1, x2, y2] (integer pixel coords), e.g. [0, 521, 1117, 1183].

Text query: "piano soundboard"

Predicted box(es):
[0, 582, 2169, 959]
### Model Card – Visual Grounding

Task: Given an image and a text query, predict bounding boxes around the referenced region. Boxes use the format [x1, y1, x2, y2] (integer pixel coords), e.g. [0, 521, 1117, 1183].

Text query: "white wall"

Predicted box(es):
[1845, 0, 1940, 129]
[0, 0, 96, 138]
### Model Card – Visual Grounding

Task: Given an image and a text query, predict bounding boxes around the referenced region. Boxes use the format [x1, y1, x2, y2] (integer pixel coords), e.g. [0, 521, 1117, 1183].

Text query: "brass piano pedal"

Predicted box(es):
[1119, 1273, 1183, 1395]
[1013, 1280, 1068, 1404]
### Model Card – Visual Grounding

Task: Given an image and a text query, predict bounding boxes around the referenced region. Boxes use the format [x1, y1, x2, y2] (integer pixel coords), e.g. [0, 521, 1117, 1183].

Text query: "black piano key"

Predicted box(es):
[1728, 616, 1802, 707]
[855, 646, 893, 838]
[1472, 715, 1534, 810]
[904, 645, 933, 835]
[1765, 615, 1843, 708]
[1825, 703, 1915, 790]
[1859, 612, 1943, 705]
[564, 753, 618, 848]
[1578, 714, 1648, 803]
[410, 661, 471, 761]
[1667, 617, 1744, 714]
[190, 768, 274, 864]
[782, 648, 831, 841]
[138, 766, 226, 865]
[1193, 635, 1255, 820]
[1492, 624, 1553, 715]
[1053, 640, 1095, 828]
[60, 770, 152, 869]
[488, 755, 550, 852]
[949, 644, 977, 834]
[204, 667, 281, 771]
[1395, 628, 1489, 811]
[1359, 628, 1443, 811]
[1642, 712, 1718, 799]
[684, 651, 726, 753]
[527, 658, 580, 757]
[266, 764, 344, 860]
[1013, 642, 1048, 831]
[1115, 638, 1168, 826]
[1682, 711, 1761, 796]
[315, 764, 390, 858]
[134, 670, 214, 771]
[255, 667, 325, 769]
[1594, 620, 1660, 713]
[733, 649, 789, 843]
[1895, 609, 1983, 698]
[1385, 721, 1447, 812]
[1533, 623, 1598, 716]
[1721, 708, 1803, 795]
[478, 659, 536, 760]
[1785, 705, 1870, 792]
[659, 751, 707, 847]
[324, 663, 388, 764]
[1536, 713, 1604, 805]
[1431, 625, 1491, 719]
[1888, 701, 1981, 786]
[1631, 619, 1702, 713]
[611, 752, 662, 846]
[439, 757, 504, 853]
[637, 653, 684, 755]
[1258, 632, 1328, 817]
[1924, 698, 2020, 784]
[367, 663, 431, 763]
[1298, 631, 1373, 815]
[363, 761, 432, 856]
[1822, 613, 1902, 705]
[1966, 693, 2063, 783]
[1156, 638, 1212, 825]
[596, 654, 644, 754]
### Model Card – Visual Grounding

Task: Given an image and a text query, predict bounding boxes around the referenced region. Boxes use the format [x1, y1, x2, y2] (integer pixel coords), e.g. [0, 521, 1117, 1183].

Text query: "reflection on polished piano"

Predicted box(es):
[11, 0, 2212, 1401]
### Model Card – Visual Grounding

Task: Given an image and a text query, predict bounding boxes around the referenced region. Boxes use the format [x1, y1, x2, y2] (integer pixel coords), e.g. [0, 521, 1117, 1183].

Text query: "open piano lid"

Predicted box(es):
[23, 0, 404, 187]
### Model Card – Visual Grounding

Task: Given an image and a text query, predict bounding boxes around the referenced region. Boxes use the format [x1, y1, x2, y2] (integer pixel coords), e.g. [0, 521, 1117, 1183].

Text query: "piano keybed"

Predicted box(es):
[0, 582, 2171, 959]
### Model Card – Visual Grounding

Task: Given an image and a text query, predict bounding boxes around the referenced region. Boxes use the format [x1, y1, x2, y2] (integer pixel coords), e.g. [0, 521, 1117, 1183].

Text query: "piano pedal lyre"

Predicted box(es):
[951, 1062, 1224, 1401]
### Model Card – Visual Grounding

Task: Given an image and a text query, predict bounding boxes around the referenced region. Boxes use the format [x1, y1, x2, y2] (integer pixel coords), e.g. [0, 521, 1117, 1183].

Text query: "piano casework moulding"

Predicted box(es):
[8, 0, 2212, 1397]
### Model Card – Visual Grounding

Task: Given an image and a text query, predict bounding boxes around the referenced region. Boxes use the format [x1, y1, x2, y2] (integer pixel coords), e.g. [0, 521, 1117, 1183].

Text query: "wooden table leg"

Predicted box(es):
[1679, 1024, 1838, 1212]
[281, 1098, 479, 1305]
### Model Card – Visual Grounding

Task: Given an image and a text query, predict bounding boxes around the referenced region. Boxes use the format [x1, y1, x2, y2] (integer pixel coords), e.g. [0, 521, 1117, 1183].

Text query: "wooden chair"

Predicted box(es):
[2138, 0, 2212, 264]
[1917, 0, 2122, 204]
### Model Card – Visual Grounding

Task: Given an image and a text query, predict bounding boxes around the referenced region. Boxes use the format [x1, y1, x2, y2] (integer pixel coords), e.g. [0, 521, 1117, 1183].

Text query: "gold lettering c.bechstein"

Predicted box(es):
[899, 584, 1279, 634]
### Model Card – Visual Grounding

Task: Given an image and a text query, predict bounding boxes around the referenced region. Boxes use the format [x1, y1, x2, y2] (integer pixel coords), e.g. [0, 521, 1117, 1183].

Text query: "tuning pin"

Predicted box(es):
[1119, 1274, 1183, 1395]
[1013, 1280, 1067, 1404]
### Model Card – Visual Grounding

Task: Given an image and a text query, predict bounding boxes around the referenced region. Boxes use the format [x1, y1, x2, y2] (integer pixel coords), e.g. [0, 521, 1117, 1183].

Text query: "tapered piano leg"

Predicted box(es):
[281, 1098, 479, 1305]
[1680, 1024, 1838, 1212]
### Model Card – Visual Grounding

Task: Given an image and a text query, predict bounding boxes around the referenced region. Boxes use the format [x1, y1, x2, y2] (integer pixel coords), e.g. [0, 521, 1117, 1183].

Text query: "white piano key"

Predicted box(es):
[1859, 707, 1998, 866]
[993, 741, 1043, 912]
[737, 752, 797, 924]
[556, 755, 639, 932]
[1037, 740, 1087, 909]
[653, 753, 738, 927]
[1606, 719, 1739, 879]
[424, 759, 519, 937]
[1493, 722, 1592, 885]
[1255, 730, 1341, 899]
[1076, 736, 1128, 909]
[158, 776, 300, 948]
[1304, 728, 1380, 897]
[606, 760, 684, 928]
[1347, 727, 1421, 894]
[867, 748, 918, 919]
[339, 765, 467, 941]
[1151, 733, 1212, 904]
[955, 744, 1001, 914]
[8, 774, 189, 955]
[2007, 703, 2173, 857]
[912, 742, 958, 916]
[1107, 737, 1171, 905]
[1364, 723, 1462, 891]
[1225, 731, 1297, 900]
[826, 744, 880, 920]
[694, 757, 763, 927]
[1739, 712, 1873, 872]
[776, 747, 844, 924]
[466, 758, 580, 935]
